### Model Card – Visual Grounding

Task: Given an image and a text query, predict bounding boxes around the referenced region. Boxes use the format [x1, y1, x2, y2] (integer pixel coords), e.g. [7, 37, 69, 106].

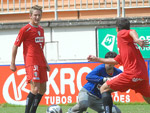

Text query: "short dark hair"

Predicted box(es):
[116, 18, 130, 31]
[105, 51, 117, 58]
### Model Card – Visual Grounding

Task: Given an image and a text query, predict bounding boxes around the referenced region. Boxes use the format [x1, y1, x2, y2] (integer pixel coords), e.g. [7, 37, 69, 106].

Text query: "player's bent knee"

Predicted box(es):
[31, 87, 40, 95]
[32, 89, 39, 95]
[39, 88, 46, 95]
[79, 100, 88, 111]
[40, 82, 47, 94]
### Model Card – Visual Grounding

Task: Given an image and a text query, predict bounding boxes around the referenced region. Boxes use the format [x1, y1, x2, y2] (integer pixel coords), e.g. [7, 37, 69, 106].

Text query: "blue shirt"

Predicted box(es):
[83, 64, 122, 98]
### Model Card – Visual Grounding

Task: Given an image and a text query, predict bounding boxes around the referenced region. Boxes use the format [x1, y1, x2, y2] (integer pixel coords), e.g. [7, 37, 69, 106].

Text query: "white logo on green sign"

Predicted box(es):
[101, 34, 115, 51]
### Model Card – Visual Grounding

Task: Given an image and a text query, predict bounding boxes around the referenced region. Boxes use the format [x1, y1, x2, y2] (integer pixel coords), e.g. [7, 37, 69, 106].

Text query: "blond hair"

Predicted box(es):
[30, 5, 42, 15]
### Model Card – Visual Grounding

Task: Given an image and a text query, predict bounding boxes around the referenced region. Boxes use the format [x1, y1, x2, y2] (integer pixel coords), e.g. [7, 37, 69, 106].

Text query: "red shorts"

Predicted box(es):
[25, 65, 48, 83]
[107, 73, 150, 97]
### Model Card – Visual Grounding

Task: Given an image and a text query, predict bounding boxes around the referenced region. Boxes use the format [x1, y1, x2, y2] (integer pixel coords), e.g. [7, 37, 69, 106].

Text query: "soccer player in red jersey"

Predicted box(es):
[87, 18, 150, 113]
[10, 5, 50, 113]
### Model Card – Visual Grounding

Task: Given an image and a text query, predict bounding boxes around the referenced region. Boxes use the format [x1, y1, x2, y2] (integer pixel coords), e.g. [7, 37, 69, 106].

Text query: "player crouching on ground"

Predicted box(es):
[68, 51, 122, 113]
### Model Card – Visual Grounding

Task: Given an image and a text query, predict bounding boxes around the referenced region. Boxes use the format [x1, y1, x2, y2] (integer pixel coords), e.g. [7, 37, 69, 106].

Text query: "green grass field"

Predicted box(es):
[0, 103, 149, 113]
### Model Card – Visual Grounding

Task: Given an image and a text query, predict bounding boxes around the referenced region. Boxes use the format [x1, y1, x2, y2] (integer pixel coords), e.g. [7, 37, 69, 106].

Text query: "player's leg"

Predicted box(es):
[143, 83, 150, 104]
[88, 95, 121, 113]
[112, 105, 121, 113]
[100, 82, 114, 113]
[100, 73, 130, 113]
[134, 80, 150, 104]
[30, 66, 47, 113]
[30, 82, 46, 113]
[88, 94, 105, 113]
[68, 104, 81, 113]
[25, 81, 40, 113]
[68, 88, 89, 113]
[25, 91, 36, 113]
[138, 81, 150, 104]
[25, 65, 47, 113]
[143, 96, 150, 104]
[25, 65, 41, 113]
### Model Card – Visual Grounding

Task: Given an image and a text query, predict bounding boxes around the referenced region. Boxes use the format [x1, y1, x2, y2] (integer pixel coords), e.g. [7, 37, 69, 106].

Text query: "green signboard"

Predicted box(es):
[97, 27, 150, 58]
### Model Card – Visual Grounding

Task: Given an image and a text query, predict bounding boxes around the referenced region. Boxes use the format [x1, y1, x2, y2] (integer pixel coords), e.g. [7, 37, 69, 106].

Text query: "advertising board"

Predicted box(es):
[0, 62, 148, 105]
[97, 27, 150, 58]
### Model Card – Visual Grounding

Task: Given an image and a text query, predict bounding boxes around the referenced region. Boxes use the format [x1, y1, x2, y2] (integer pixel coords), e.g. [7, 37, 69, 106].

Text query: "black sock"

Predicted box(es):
[102, 92, 113, 113]
[25, 92, 36, 113]
[30, 93, 43, 113]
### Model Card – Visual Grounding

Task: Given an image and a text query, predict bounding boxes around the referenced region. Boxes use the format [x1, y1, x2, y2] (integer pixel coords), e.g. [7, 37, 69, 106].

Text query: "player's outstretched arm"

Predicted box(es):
[87, 55, 118, 65]
[10, 45, 18, 72]
[130, 30, 149, 49]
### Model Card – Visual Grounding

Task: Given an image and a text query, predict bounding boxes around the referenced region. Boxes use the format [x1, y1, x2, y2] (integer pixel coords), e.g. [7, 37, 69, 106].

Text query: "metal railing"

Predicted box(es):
[0, 0, 150, 20]
[122, 0, 150, 17]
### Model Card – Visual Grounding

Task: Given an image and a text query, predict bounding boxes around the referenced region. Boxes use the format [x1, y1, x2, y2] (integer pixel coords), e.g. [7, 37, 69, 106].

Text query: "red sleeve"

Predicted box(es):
[114, 55, 122, 65]
[14, 28, 25, 46]
[127, 30, 134, 42]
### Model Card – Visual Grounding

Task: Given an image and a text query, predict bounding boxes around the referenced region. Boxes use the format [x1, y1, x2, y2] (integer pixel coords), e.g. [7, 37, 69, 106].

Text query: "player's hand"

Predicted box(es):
[46, 64, 51, 72]
[10, 63, 17, 72]
[87, 55, 98, 62]
[103, 77, 111, 82]
[137, 39, 149, 49]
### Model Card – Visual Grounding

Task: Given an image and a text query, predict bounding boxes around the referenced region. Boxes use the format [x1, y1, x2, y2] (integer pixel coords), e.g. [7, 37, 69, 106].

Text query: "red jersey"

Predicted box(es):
[114, 30, 148, 80]
[14, 24, 46, 66]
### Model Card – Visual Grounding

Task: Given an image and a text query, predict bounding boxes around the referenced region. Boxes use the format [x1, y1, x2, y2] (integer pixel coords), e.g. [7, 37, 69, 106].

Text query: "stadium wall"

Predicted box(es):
[0, 21, 97, 65]
[0, 17, 150, 105]
[0, 17, 150, 65]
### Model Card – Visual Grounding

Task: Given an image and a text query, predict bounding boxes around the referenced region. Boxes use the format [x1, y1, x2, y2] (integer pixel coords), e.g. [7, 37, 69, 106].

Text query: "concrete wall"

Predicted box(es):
[0, 25, 96, 65]
[0, 17, 150, 65]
